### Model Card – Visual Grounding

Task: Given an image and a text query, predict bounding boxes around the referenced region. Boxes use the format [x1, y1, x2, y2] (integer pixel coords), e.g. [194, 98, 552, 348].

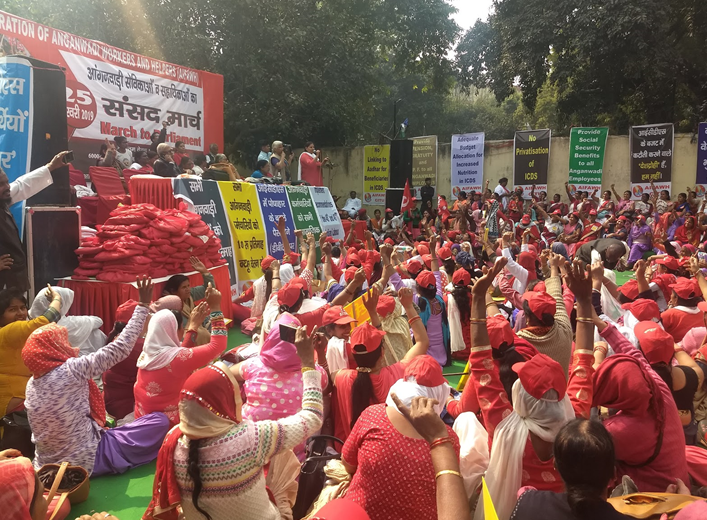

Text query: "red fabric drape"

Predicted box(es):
[130, 177, 180, 210]
[60, 265, 232, 333]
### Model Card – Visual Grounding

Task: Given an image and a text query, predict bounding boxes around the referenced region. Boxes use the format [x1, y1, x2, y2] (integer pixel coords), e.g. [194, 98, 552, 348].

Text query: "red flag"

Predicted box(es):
[401, 179, 415, 213]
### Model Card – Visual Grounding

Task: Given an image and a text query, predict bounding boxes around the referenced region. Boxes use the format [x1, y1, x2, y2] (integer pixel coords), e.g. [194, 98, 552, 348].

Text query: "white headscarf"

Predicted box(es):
[453, 412, 490, 499]
[137, 309, 183, 370]
[385, 378, 449, 417]
[475, 379, 574, 520]
[29, 286, 105, 356]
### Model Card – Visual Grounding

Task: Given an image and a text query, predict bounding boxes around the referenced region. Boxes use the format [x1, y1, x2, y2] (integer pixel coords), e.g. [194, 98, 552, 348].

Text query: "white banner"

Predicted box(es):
[309, 186, 345, 240]
[451, 133, 484, 197]
[60, 51, 205, 151]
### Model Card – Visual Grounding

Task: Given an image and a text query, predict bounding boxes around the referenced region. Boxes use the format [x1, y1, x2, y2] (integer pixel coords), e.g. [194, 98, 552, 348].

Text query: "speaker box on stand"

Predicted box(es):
[385, 189, 404, 216]
[389, 139, 413, 189]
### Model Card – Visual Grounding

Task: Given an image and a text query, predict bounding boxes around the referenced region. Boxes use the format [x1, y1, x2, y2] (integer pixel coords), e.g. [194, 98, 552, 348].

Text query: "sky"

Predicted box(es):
[450, 0, 494, 31]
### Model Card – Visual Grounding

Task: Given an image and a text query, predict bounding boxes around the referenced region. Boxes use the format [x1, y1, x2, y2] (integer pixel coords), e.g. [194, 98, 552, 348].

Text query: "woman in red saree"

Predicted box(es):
[299, 142, 329, 186]
[674, 216, 701, 248]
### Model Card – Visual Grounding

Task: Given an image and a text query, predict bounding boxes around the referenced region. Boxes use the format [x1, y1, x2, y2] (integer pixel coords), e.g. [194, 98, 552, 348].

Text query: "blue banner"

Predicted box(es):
[172, 177, 237, 286]
[0, 57, 33, 237]
[256, 183, 297, 260]
[697, 122, 707, 197]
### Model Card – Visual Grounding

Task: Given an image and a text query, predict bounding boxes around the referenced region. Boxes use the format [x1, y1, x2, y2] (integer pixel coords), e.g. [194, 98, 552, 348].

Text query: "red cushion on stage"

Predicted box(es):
[75, 246, 103, 256]
[73, 268, 101, 277]
[104, 213, 150, 226]
[94, 249, 144, 261]
[140, 227, 171, 240]
[78, 261, 103, 269]
[158, 244, 178, 255]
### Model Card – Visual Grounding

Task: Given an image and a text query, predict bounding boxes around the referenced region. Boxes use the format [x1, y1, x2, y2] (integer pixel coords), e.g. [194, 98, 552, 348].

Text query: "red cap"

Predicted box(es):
[346, 253, 362, 267]
[589, 209, 597, 216]
[277, 283, 302, 307]
[621, 299, 661, 322]
[357, 208, 367, 216]
[532, 281, 546, 293]
[656, 256, 679, 271]
[438, 247, 453, 261]
[521, 214, 531, 225]
[552, 209, 562, 215]
[350, 322, 386, 353]
[452, 268, 471, 286]
[368, 250, 381, 264]
[404, 355, 446, 387]
[322, 305, 356, 327]
[523, 291, 556, 318]
[407, 259, 423, 275]
[384, 238, 395, 246]
[617, 215, 629, 222]
[416, 270, 436, 289]
[670, 277, 699, 299]
[422, 254, 432, 268]
[325, 236, 338, 244]
[115, 299, 139, 323]
[344, 266, 359, 284]
[512, 353, 566, 400]
[261, 255, 276, 270]
[290, 277, 308, 291]
[416, 244, 430, 256]
[419, 241, 430, 249]
[385, 208, 393, 212]
[618, 279, 639, 300]
[376, 295, 396, 317]
[635, 321, 674, 365]
[448, 231, 459, 240]
[488, 314, 514, 350]
[682, 244, 697, 254]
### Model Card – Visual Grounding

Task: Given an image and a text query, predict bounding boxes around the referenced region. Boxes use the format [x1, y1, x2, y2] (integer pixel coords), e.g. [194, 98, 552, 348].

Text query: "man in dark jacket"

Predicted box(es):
[153, 143, 181, 178]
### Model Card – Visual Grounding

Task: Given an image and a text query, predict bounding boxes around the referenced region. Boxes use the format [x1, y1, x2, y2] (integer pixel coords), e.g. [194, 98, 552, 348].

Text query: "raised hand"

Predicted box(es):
[190, 256, 209, 274]
[204, 282, 222, 312]
[471, 257, 507, 297]
[564, 259, 593, 301]
[398, 287, 414, 308]
[188, 301, 211, 330]
[136, 276, 153, 306]
[362, 285, 380, 315]
[294, 325, 317, 368]
[47, 151, 70, 171]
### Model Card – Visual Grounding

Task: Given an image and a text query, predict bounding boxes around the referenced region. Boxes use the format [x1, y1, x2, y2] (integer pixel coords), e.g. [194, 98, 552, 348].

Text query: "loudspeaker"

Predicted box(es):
[22, 57, 70, 206]
[26, 206, 80, 298]
[385, 188, 404, 216]
[389, 139, 413, 189]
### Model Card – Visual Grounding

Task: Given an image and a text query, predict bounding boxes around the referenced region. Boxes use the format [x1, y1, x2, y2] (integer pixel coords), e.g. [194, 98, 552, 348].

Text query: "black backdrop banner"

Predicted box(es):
[513, 129, 551, 197]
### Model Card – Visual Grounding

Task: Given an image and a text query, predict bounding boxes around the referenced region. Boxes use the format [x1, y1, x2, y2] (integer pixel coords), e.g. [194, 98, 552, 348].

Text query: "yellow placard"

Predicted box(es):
[218, 181, 267, 285]
[456, 360, 471, 392]
[344, 289, 371, 325]
[482, 477, 499, 520]
[363, 145, 390, 206]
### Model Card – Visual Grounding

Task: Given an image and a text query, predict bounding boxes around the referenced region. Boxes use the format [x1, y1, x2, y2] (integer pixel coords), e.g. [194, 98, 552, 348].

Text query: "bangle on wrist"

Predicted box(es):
[408, 315, 421, 326]
[470, 318, 487, 324]
[301, 366, 316, 373]
[576, 317, 593, 323]
[272, 277, 280, 280]
[435, 469, 462, 480]
[429, 436, 452, 449]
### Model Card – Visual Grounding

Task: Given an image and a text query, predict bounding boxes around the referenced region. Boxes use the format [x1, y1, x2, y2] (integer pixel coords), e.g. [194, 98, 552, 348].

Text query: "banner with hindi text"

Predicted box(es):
[256, 183, 297, 261]
[218, 182, 267, 297]
[0, 57, 33, 236]
[363, 145, 390, 205]
[696, 122, 707, 198]
[630, 123, 673, 199]
[568, 127, 608, 194]
[172, 177, 236, 285]
[309, 186, 345, 241]
[451, 133, 484, 197]
[0, 10, 223, 173]
[286, 185, 323, 261]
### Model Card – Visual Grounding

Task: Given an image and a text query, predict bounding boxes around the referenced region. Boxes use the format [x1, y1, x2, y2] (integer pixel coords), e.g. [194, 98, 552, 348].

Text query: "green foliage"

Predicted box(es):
[458, 0, 707, 133]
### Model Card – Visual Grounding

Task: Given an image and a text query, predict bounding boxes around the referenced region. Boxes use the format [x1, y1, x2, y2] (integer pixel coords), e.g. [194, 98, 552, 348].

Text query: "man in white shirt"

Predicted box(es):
[494, 177, 512, 209]
[257, 140, 272, 163]
[0, 151, 69, 291]
[114, 136, 133, 168]
[343, 191, 362, 218]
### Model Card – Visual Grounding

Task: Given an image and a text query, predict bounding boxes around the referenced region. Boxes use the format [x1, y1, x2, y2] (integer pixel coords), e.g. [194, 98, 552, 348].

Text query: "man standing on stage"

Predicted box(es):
[0, 151, 70, 292]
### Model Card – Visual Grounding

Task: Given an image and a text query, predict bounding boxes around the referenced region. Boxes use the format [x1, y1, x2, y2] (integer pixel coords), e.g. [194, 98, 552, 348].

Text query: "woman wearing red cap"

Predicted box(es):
[589, 308, 690, 492]
[471, 259, 598, 519]
[144, 326, 324, 520]
[333, 287, 430, 440]
[341, 355, 459, 520]
[448, 268, 472, 361]
[576, 210, 602, 247]
[501, 232, 538, 294]
[661, 277, 705, 343]
[232, 256, 281, 333]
